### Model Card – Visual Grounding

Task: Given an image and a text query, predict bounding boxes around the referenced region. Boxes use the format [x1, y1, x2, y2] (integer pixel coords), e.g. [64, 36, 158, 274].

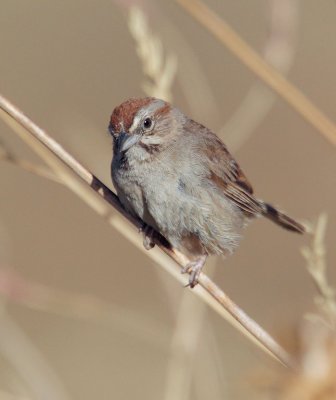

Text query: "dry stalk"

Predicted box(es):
[0, 310, 71, 400]
[193, 325, 228, 399]
[175, 0, 336, 147]
[221, 0, 300, 152]
[301, 214, 336, 329]
[0, 266, 167, 348]
[163, 259, 217, 400]
[0, 94, 294, 368]
[271, 323, 336, 400]
[163, 291, 206, 400]
[0, 143, 60, 183]
[261, 215, 336, 400]
[128, 6, 177, 102]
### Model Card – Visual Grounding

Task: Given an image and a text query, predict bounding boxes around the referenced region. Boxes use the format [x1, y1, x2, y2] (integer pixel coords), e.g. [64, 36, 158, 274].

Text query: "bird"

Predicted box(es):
[108, 97, 305, 287]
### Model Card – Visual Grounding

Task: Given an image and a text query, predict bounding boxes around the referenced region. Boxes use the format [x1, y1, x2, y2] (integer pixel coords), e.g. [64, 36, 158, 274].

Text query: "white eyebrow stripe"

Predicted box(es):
[129, 114, 142, 133]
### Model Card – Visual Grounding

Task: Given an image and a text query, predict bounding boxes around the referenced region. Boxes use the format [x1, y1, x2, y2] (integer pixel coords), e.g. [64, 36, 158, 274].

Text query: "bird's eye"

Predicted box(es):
[142, 117, 152, 130]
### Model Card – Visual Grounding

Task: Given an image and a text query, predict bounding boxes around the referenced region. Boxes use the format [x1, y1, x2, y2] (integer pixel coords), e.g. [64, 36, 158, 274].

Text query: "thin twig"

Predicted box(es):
[221, 0, 300, 151]
[0, 143, 61, 183]
[0, 266, 167, 348]
[175, 0, 336, 147]
[0, 94, 295, 368]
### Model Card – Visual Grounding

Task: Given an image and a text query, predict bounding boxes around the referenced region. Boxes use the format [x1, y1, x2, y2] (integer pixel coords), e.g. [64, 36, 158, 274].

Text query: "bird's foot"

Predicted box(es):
[181, 255, 207, 288]
[139, 223, 155, 250]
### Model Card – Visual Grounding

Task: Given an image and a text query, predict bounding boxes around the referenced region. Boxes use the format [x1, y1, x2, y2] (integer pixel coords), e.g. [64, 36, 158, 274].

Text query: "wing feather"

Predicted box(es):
[185, 119, 263, 215]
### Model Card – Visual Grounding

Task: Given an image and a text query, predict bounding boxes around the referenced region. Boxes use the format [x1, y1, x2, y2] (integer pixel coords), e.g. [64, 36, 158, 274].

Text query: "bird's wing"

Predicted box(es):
[185, 119, 263, 215]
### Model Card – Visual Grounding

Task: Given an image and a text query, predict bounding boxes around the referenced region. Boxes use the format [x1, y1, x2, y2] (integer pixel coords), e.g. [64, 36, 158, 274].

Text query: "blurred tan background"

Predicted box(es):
[0, 1, 335, 399]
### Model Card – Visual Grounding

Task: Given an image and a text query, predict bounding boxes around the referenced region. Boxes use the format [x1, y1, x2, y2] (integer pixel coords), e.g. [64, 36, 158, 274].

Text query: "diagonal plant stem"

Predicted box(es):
[221, 0, 300, 151]
[175, 0, 336, 147]
[0, 94, 295, 369]
[0, 143, 61, 183]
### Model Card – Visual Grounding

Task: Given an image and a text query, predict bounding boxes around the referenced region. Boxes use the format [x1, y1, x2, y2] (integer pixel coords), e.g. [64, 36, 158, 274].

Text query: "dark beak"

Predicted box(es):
[118, 132, 141, 153]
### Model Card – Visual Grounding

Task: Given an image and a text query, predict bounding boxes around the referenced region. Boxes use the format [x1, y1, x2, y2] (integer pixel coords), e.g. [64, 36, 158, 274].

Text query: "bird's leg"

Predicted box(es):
[139, 223, 155, 250]
[181, 254, 207, 288]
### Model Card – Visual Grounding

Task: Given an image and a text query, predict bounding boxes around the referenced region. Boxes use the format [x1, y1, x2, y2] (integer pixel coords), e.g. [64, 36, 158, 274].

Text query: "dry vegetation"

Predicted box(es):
[0, 1, 335, 399]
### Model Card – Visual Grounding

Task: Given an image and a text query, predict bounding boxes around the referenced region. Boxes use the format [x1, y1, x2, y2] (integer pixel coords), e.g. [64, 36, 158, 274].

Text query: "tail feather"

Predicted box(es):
[263, 203, 305, 234]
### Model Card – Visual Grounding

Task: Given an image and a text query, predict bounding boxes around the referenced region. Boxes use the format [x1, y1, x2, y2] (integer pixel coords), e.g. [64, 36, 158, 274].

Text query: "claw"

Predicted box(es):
[141, 224, 155, 250]
[181, 255, 207, 288]
[143, 235, 155, 250]
[138, 222, 146, 233]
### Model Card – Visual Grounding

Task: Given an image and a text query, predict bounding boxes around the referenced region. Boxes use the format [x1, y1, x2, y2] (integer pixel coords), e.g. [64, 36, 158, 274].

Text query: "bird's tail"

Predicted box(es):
[262, 202, 305, 234]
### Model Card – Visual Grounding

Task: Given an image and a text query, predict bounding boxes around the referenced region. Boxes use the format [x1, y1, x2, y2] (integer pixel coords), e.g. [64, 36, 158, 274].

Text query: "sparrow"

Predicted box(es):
[108, 97, 305, 287]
